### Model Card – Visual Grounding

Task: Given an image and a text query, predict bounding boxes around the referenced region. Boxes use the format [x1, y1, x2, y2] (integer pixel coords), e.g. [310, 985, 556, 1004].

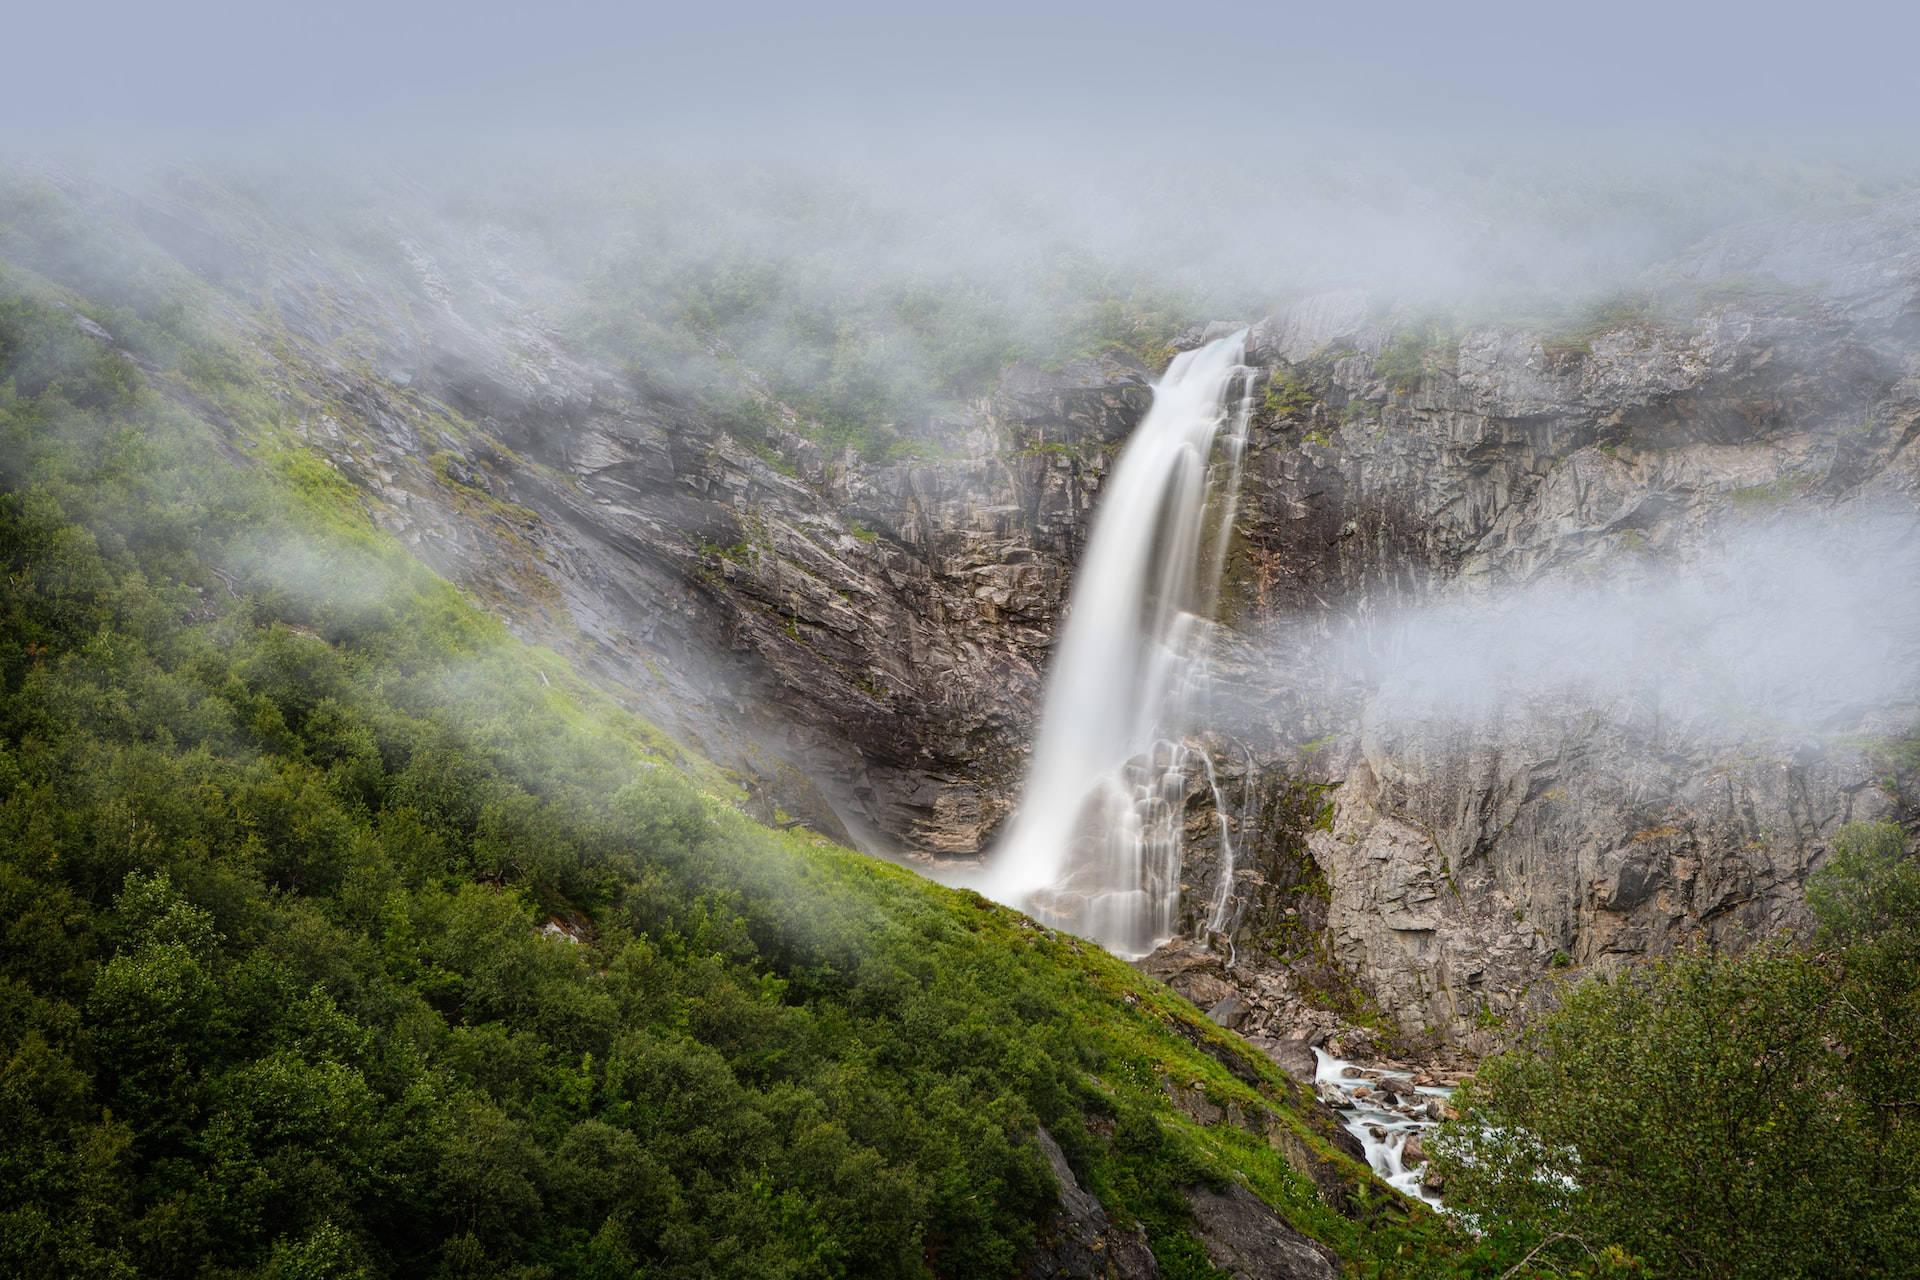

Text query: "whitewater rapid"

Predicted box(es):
[1313, 1048, 1456, 1209]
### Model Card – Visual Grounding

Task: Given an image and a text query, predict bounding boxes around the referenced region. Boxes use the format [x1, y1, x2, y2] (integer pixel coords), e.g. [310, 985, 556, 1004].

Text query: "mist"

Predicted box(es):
[10, 0, 1920, 355]
[10, 0, 1920, 829]
[1308, 508, 1920, 753]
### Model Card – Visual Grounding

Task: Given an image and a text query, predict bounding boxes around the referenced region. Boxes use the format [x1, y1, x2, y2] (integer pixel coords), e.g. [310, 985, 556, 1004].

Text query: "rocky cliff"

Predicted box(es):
[62, 178, 1920, 1050]
[1155, 207, 1920, 1051]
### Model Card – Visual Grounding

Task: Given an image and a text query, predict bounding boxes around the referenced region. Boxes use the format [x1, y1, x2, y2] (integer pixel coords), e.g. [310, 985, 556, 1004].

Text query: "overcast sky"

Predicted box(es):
[10, 0, 1920, 154]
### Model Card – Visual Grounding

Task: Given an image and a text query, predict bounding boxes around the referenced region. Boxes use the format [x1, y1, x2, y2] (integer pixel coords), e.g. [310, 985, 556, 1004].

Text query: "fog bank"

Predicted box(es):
[1321, 509, 1920, 749]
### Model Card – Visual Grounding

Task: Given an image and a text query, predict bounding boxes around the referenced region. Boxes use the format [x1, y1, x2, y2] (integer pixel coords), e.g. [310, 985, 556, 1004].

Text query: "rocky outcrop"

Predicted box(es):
[1184, 1183, 1339, 1280]
[155, 183, 1154, 845]
[1192, 233, 1920, 1044]
[1026, 1129, 1159, 1280]
[425, 345, 1151, 847]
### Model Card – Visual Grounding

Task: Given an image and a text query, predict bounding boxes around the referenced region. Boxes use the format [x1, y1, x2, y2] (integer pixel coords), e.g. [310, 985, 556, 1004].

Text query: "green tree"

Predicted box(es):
[1434, 820, 1920, 1279]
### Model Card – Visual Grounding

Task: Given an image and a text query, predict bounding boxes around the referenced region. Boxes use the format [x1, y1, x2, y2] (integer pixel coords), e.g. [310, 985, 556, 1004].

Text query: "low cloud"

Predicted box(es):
[1310, 506, 1920, 750]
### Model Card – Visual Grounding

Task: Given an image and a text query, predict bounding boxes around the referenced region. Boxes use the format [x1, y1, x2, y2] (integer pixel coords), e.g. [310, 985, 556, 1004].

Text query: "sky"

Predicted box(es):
[9, 0, 1920, 153]
[8, 1, 1920, 332]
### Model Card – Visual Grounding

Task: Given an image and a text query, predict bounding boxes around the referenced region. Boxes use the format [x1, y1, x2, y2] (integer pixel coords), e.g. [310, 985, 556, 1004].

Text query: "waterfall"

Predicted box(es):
[977, 330, 1253, 957]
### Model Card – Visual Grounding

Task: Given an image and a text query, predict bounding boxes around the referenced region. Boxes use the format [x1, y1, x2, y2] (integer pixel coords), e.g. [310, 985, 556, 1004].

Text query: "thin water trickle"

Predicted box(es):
[973, 330, 1253, 957]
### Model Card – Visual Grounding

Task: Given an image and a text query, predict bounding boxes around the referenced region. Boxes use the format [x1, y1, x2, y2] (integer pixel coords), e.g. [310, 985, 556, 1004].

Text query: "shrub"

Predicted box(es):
[1434, 820, 1920, 1279]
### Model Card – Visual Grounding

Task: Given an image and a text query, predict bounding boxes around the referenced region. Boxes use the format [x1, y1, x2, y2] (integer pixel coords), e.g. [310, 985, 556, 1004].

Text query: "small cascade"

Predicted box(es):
[1201, 745, 1258, 943]
[1313, 1048, 1458, 1209]
[976, 330, 1253, 957]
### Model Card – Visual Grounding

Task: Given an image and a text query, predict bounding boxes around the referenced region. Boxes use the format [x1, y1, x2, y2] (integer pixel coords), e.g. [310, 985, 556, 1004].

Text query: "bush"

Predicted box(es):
[1371, 320, 1458, 396]
[1434, 821, 1920, 1279]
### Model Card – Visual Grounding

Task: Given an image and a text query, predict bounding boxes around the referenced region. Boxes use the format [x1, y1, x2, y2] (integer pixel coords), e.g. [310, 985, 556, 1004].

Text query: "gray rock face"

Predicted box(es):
[225, 239, 1154, 846]
[1184, 1183, 1339, 1280]
[1027, 1128, 1159, 1280]
[1250, 290, 1373, 365]
[1304, 708, 1902, 1047]
[1192, 263, 1920, 1045]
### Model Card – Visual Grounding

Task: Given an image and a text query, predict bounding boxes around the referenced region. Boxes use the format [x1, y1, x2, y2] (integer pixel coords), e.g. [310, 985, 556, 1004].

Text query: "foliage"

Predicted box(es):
[1807, 820, 1918, 943]
[1260, 370, 1315, 420]
[1371, 320, 1459, 395]
[1536, 293, 1662, 362]
[1433, 820, 1920, 1279]
[1726, 472, 1815, 508]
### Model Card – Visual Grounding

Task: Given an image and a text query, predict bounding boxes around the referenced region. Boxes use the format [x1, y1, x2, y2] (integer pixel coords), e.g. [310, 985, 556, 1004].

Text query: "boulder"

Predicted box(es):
[1206, 996, 1249, 1029]
[1262, 1037, 1318, 1084]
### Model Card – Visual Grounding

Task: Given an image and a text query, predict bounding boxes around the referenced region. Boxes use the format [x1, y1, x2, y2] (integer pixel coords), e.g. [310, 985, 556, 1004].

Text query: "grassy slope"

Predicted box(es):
[0, 188, 1492, 1278]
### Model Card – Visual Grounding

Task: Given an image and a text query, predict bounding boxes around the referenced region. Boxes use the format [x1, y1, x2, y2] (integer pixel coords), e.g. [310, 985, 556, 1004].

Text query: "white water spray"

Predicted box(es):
[977, 330, 1253, 957]
[1314, 1049, 1454, 1209]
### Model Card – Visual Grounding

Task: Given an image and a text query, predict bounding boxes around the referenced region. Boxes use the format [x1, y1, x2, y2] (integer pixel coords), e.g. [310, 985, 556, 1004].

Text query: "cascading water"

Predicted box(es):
[976, 330, 1253, 957]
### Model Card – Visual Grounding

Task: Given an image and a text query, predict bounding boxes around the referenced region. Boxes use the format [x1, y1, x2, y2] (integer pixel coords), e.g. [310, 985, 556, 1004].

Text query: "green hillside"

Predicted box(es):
[0, 262, 1475, 1278]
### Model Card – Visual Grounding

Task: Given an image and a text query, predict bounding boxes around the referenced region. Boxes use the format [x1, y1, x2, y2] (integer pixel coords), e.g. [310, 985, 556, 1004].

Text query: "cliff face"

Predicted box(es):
[110, 178, 1152, 847]
[375, 342, 1154, 851]
[1187, 211, 1920, 1047]
[93, 181, 1920, 1048]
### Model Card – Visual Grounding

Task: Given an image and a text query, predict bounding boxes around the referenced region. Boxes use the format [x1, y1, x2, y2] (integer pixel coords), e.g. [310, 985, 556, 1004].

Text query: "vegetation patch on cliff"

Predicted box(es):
[1372, 319, 1460, 395]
